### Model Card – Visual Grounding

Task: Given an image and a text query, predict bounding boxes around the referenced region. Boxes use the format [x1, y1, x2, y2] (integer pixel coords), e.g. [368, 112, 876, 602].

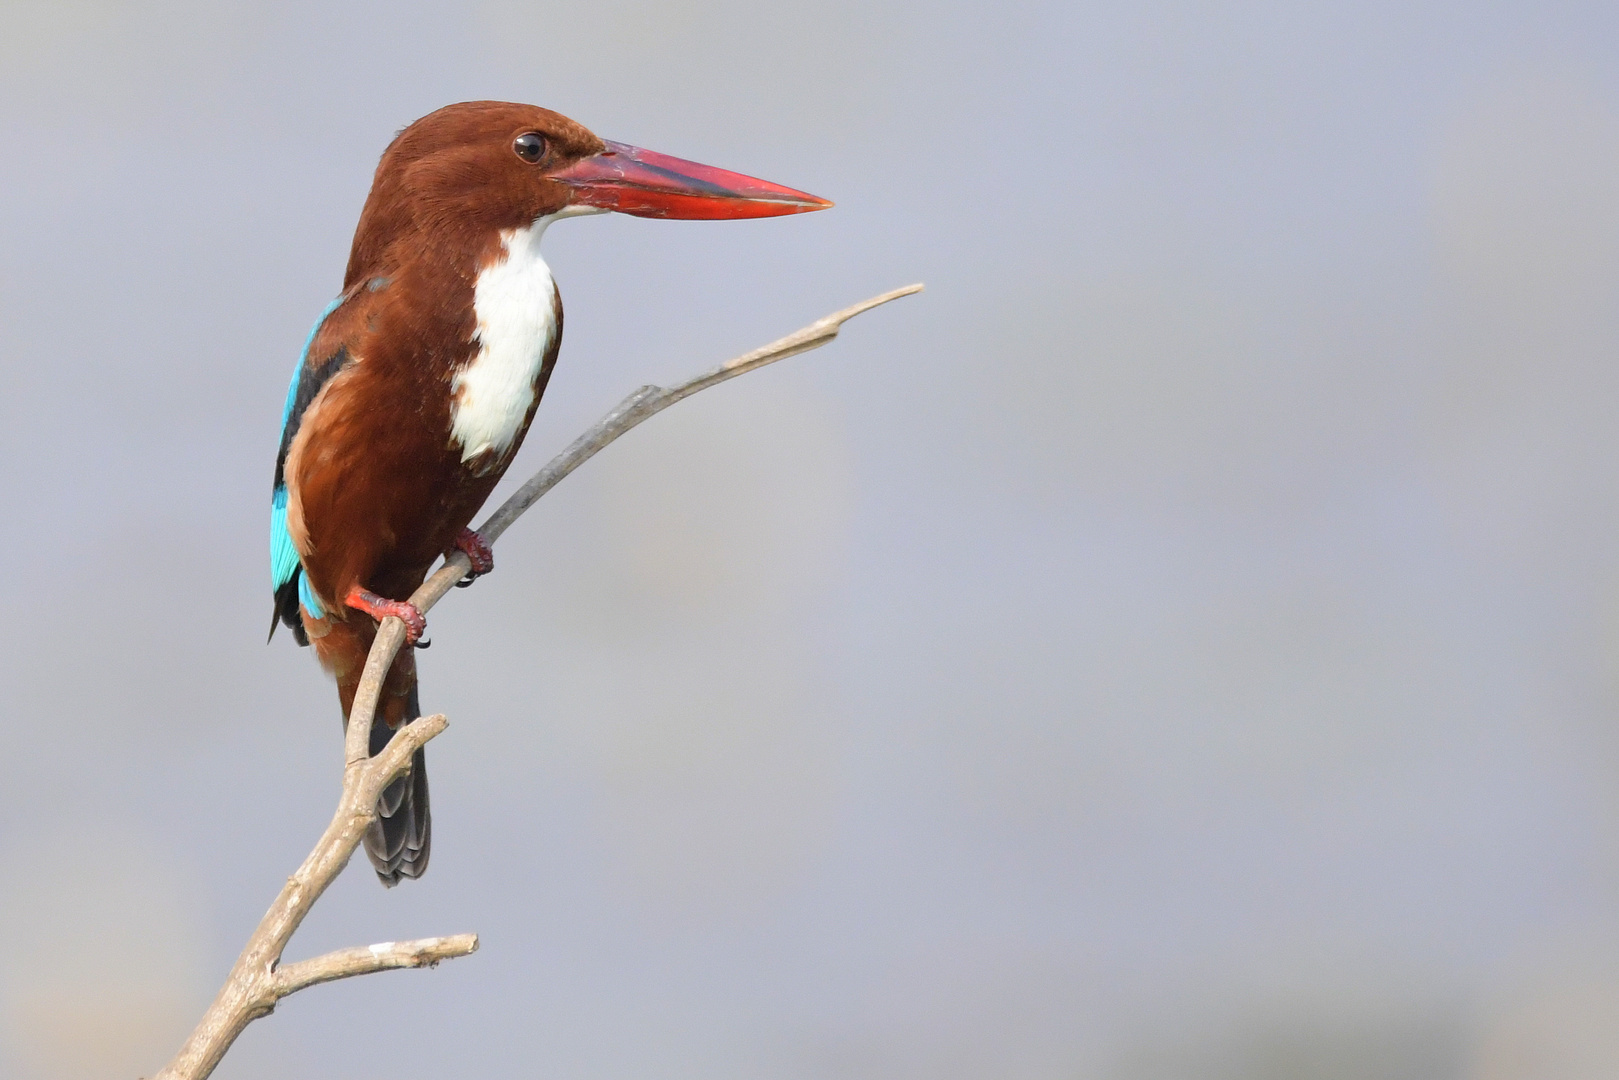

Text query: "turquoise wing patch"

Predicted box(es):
[270, 295, 346, 621]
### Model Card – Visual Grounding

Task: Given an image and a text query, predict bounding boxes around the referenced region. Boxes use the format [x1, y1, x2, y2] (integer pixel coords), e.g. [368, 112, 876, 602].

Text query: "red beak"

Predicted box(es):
[551, 140, 832, 220]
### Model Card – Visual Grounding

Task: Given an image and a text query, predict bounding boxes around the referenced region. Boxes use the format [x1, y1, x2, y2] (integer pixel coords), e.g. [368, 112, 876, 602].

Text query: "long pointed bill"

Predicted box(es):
[550, 140, 832, 220]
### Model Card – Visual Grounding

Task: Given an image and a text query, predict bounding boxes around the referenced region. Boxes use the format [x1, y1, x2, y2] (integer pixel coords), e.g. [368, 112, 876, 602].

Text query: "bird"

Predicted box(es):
[269, 101, 830, 885]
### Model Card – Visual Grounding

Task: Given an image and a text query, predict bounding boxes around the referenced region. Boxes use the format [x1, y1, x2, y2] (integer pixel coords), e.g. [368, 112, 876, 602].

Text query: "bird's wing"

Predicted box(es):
[270, 296, 350, 640]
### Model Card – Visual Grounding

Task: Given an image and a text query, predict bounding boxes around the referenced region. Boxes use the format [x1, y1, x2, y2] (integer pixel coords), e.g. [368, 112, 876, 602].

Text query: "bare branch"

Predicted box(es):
[272, 935, 480, 998]
[343, 282, 924, 764]
[159, 283, 922, 1080]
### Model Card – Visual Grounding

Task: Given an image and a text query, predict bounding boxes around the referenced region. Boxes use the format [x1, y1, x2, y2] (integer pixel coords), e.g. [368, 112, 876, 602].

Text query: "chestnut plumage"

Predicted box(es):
[268, 101, 829, 886]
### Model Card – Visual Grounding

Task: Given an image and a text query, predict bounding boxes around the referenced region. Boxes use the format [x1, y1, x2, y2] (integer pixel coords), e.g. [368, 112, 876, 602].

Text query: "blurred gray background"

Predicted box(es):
[2, 1, 1618, 1077]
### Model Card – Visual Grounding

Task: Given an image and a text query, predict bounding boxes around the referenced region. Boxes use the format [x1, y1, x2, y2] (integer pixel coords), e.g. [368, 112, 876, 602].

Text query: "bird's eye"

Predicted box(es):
[513, 133, 547, 164]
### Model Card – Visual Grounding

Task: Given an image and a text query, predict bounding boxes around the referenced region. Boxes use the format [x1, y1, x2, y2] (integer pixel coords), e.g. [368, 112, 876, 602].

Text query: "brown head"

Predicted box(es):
[345, 101, 831, 286]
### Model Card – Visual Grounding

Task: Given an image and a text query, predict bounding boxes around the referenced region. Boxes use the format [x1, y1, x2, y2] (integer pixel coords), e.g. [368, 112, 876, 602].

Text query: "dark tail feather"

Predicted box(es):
[271, 571, 311, 646]
[364, 682, 431, 886]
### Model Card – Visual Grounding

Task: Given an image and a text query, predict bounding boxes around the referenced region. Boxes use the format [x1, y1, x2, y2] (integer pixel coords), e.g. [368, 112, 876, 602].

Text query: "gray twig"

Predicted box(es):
[272, 935, 481, 997]
[343, 282, 922, 765]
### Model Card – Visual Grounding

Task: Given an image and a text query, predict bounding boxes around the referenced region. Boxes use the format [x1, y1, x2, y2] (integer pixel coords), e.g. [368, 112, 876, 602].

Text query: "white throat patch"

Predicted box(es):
[451, 216, 560, 466]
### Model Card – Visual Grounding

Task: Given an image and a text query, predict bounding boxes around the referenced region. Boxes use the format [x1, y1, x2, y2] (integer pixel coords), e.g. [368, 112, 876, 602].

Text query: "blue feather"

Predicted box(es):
[270, 486, 298, 588]
[298, 568, 325, 618]
[270, 296, 344, 619]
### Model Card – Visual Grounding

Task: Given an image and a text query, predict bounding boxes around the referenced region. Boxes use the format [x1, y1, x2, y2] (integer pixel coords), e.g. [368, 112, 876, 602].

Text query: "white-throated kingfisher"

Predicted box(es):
[270, 102, 830, 885]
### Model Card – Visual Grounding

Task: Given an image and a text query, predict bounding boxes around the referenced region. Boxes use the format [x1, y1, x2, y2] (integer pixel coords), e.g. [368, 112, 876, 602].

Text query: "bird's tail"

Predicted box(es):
[314, 615, 431, 886]
[364, 679, 431, 886]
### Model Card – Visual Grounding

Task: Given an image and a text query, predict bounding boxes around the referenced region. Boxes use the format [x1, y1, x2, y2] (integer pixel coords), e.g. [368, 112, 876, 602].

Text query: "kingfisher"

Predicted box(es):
[270, 102, 830, 885]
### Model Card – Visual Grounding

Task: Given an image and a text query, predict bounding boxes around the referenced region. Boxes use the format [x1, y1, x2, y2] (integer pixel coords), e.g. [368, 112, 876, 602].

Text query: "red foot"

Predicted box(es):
[345, 587, 426, 645]
[451, 528, 494, 583]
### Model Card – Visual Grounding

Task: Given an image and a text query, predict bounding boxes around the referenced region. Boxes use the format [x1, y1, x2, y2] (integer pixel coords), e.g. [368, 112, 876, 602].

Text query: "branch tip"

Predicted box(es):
[272, 934, 480, 998]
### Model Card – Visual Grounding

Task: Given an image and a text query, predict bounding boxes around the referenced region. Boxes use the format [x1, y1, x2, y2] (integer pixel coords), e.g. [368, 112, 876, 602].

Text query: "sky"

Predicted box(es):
[2, 1, 1619, 1078]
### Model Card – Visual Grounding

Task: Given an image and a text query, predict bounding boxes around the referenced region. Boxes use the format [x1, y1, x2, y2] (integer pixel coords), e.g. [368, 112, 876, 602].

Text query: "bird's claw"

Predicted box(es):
[451, 528, 494, 586]
[344, 587, 427, 646]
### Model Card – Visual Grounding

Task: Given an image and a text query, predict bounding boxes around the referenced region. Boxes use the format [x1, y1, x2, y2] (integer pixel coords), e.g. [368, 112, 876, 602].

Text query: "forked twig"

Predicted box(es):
[154, 283, 923, 1080]
[153, 712, 461, 1079]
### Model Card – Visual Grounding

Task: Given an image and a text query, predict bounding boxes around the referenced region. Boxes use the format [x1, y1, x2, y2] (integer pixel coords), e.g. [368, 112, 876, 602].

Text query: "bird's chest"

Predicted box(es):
[448, 223, 558, 472]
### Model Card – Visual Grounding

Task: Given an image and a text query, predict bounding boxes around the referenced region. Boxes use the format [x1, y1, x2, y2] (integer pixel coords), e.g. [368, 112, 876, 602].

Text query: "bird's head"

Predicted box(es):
[346, 101, 830, 280]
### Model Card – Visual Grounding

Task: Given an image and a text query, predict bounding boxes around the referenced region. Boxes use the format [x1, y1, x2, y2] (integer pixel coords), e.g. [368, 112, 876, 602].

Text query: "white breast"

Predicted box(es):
[451, 217, 559, 466]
